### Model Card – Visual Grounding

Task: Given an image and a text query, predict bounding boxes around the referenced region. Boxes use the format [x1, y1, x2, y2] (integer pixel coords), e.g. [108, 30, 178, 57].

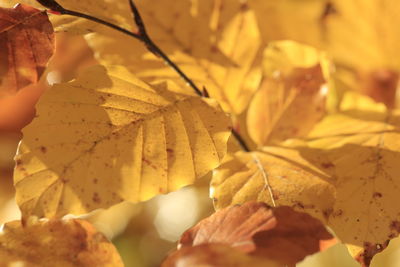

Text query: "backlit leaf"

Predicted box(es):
[0, 218, 123, 266]
[162, 244, 281, 267]
[86, 0, 262, 114]
[168, 202, 334, 266]
[211, 149, 336, 221]
[0, 4, 54, 96]
[248, 0, 329, 47]
[212, 92, 400, 266]
[247, 41, 328, 146]
[14, 65, 231, 219]
[249, 0, 400, 108]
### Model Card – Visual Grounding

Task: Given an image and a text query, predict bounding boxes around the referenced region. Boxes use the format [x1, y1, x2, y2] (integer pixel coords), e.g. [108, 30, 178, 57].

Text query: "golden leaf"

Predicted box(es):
[247, 41, 328, 146]
[248, 0, 328, 47]
[249, 0, 400, 108]
[211, 149, 335, 221]
[14, 65, 231, 219]
[0, 218, 123, 266]
[212, 92, 400, 265]
[85, 0, 262, 114]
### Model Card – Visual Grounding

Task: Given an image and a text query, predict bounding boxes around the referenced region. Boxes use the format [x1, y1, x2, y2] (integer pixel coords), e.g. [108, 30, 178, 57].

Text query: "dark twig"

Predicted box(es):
[232, 129, 250, 152]
[36, 0, 251, 152]
[128, 0, 203, 97]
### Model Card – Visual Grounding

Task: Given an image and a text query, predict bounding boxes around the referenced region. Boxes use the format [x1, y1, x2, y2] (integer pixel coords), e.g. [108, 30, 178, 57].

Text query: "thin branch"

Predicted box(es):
[61, 9, 142, 41]
[37, 0, 251, 152]
[128, 0, 203, 97]
[232, 129, 250, 152]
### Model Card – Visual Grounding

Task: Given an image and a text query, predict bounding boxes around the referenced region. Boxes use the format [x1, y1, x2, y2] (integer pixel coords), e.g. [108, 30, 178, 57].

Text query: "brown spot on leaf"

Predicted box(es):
[323, 208, 333, 220]
[373, 192, 383, 198]
[40, 146, 47, 153]
[390, 221, 400, 233]
[321, 162, 334, 169]
[332, 209, 343, 217]
[92, 193, 101, 204]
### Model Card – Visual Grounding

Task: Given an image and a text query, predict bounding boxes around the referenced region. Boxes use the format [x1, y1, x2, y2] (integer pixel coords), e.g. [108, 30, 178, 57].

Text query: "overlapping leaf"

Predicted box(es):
[247, 41, 328, 146]
[249, 0, 400, 108]
[162, 244, 281, 267]
[163, 202, 334, 267]
[85, 0, 262, 114]
[0, 218, 123, 266]
[14, 65, 231, 219]
[0, 4, 54, 96]
[212, 92, 400, 266]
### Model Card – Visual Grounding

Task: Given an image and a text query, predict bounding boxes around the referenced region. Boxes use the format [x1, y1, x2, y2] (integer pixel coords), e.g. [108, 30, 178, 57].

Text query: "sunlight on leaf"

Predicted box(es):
[214, 92, 400, 266]
[247, 41, 328, 146]
[86, 0, 262, 114]
[14, 65, 231, 219]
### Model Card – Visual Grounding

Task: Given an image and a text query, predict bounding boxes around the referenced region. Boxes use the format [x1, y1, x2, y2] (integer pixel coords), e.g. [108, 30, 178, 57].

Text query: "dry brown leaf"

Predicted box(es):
[0, 218, 123, 266]
[176, 202, 335, 266]
[0, 4, 54, 96]
[162, 244, 281, 267]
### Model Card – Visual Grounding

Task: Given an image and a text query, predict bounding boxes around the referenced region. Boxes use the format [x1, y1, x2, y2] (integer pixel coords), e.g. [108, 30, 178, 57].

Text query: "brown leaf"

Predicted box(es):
[177, 202, 335, 266]
[0, 4, 54, 96]
[0, 218, 123, 266]
[162, 244, 281, 267]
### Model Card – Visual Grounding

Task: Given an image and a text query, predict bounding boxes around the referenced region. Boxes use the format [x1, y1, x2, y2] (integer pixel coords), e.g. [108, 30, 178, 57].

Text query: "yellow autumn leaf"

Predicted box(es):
[249, 0, 400, 108]
[0, 218, 123, 266]
[14, 65, 231, 219]
[211, 149, 336, 222]
[247, 41, 328, 146]
[248, 0, 329, 47]
[212, 92, 400, 264]
[85, 0, 262, 114]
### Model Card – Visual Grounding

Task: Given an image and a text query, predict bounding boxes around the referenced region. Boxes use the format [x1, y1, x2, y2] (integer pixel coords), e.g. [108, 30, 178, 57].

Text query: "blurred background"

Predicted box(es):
[1, 32, 400, 267]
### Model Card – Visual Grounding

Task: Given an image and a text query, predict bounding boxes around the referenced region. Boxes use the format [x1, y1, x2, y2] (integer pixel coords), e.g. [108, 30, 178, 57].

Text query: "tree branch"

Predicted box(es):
[36, 0, 251, 152]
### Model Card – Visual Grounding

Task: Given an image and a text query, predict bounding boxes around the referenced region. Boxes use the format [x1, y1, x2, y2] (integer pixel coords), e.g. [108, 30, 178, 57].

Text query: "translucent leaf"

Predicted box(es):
[85, 0, 262, 114]
[213, 92, 400, 266]
[211, 149, 336, 221]
[247, 41, 328, 145]
[0, 218, 123, 266]
[14, 65, 231, 219]
[0, 4, 54, 96]
[249, 0, 400, 108]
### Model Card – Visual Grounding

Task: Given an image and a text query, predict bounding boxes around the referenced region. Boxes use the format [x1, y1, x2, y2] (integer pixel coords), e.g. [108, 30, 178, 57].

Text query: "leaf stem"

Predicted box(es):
[40, 0, 251, 152]
[61, 9, 142, 41]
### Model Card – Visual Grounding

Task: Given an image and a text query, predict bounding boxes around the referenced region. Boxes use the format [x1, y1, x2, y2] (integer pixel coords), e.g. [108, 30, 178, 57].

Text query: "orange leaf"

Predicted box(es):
[0, 218, 123, 266]
[0, 4, 54, 96]
[162, 244, 281, 267]
[176, 202, 336, 266]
